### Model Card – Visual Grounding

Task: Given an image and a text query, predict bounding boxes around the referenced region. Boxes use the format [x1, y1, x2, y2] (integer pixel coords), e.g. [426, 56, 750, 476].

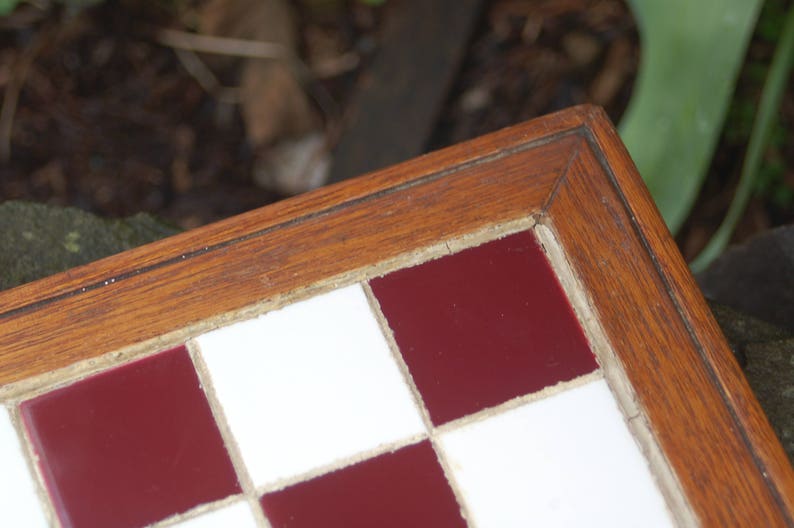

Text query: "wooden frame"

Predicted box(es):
[0, 105, 792, 525]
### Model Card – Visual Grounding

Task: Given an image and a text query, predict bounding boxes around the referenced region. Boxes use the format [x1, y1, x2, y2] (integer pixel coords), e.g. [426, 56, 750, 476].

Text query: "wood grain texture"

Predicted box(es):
[0, 133, 576, 388]
[1, 105, 792, 525]
[0, 108, 586, 316]
[579, 107, 794, 523]
[544, 137, 793, 526]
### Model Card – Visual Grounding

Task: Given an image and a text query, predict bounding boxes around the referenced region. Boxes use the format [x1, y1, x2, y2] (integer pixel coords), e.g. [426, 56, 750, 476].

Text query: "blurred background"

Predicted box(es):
[0, 0, 790, 255]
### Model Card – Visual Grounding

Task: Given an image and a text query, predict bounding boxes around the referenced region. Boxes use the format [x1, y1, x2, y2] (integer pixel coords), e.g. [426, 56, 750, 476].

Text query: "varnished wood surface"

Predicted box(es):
[0, 129, 576, 385]
[0, 108, 585, 316]
[545, 122, 793, 525]
[0, 105, 792, 525]
[580, 109, 794, 522]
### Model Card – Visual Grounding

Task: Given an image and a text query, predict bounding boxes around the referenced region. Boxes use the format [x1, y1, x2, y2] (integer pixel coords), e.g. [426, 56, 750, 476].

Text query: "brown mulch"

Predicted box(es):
[431, 0, 637, 148]
[0, 0, 790, 247]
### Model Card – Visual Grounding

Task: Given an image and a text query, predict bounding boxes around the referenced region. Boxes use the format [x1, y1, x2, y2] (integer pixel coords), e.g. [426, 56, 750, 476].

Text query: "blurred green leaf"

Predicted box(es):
[0, 0, 22, 16]
[620, 0, 762, 234]
[691, 3, 794, 272]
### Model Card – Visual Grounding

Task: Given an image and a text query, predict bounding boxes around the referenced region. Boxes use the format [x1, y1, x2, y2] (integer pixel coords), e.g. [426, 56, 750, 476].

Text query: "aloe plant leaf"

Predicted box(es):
[620, 0, 762, 234]
[690, 3, 794, 272]
[0, 0, 22, 16]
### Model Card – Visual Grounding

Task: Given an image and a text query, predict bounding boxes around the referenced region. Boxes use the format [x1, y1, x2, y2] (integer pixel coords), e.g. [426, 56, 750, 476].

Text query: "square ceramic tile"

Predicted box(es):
[0, 407, 48, 527]
[260, 440, 466, 527]
[196, 284, 426, 489]
[437, 378, 673, 527]
[171, 501, 258, 528]
[20, 346, 240, 528]
[369, 230, 597, 425]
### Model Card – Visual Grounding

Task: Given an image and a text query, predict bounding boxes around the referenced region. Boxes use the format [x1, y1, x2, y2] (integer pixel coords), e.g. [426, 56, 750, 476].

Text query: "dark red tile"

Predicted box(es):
[261, 441, 465, 528]
[370, 230, 597, 425]
[20, 346, 240, 528]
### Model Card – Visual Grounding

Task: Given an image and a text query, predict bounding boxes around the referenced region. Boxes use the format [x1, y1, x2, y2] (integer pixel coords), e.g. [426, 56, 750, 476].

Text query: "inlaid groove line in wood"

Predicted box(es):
[581, 105, 794, 523]
[545, 139, 792, 525]
[0, 129, 582, 322]
[0, 136, 578, 387]
[540, 142, 580, 214]
[534, 223, 695, 527]
[577, 116, 794, 526]
[0, 107, 592, 315]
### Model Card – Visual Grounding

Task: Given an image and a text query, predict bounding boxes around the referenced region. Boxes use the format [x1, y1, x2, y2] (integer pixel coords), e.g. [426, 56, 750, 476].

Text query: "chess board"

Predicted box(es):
[0, 106, 791, 527]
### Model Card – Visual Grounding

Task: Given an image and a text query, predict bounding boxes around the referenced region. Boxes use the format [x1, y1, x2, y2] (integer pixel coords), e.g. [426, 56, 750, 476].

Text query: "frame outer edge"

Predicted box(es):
[583, 106, 794, 522]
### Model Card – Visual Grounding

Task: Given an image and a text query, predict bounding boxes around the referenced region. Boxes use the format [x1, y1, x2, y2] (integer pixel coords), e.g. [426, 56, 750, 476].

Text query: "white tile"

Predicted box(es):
[171, 501, 257, 528]
[196, 284, 425, 488]
[438, 379, 673, 528]
[0, 407, 48, 527]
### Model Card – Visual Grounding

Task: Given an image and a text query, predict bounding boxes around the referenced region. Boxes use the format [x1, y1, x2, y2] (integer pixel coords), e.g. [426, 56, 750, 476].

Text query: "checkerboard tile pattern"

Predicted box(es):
[1, 229, 675, 527]
[196, 285, 426, 490]
[20, 346, 240, 528]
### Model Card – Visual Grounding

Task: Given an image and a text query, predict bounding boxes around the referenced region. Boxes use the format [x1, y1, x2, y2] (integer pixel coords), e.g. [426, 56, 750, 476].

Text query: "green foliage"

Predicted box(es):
[0, 201, 180, 290]
[0, 0, 22, 16]
[619, 0, 762, 234]
[756, 156, 792, 208]
[690, 3, 794, 272]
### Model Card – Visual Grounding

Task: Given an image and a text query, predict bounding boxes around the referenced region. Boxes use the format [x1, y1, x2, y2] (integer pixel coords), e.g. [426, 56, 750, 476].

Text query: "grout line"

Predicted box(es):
[4, 343, 187, 406]
[1, 127, 581, 322]
[432, 370, 604, 437]
[424, 370, 606, 528]
[533, 222, 696, 527]
[443, 215, 537, 255]
[362, 282, 478, 528]
[0, 216, 538, 404]
[3, 218, 579, 527]
[361, 283, 440, 431]
[186, 341, 272, 528]
[426, 434, 478, 528]
[8, 403, 60, 528]
[254, 433, 427, 496]
[148, 493, 247, 527]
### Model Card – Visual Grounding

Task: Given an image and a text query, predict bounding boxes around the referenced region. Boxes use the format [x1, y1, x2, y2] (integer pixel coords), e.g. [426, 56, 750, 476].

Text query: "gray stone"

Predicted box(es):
[698, 226, 794, 333]
[710, 302, 794, 463]
[0, 201, 180, 291]
[698, 226, 794, 462]
[744, 337, 794, 461]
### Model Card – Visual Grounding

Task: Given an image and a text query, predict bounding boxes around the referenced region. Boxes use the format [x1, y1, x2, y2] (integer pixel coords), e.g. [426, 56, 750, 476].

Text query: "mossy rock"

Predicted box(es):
[700, 227, 794, 463]
[699, 226, 794, 333]
[710, 302, 794, 463]
[0, 201, 180, 291]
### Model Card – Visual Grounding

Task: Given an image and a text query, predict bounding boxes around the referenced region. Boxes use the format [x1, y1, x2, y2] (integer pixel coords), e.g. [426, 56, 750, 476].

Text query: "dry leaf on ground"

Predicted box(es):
[198, 0, 319, 149]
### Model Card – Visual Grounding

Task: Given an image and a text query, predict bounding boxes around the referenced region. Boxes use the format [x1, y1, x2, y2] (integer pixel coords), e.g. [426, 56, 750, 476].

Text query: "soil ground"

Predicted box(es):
[0, 0, 791, 254]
